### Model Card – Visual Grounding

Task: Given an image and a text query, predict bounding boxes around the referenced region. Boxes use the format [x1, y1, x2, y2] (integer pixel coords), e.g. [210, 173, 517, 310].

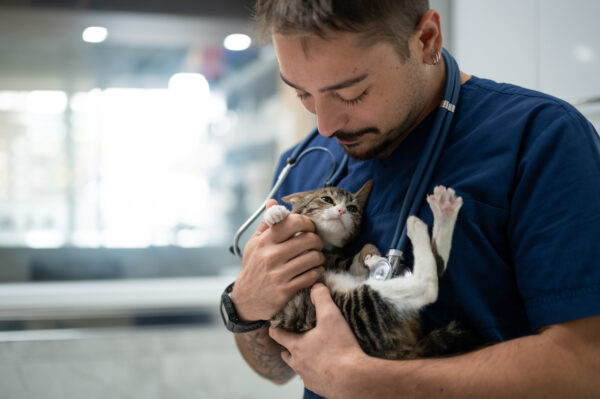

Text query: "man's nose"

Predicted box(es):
[315, 100, 348, 137]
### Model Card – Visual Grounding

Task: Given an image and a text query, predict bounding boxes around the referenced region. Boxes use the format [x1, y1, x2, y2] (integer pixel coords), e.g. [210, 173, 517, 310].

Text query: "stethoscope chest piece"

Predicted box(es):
[369, 259, 393, 281]
[368, 249, 412, 281]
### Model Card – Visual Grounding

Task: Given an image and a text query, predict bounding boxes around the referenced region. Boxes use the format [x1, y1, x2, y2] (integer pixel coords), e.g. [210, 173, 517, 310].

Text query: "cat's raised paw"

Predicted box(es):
[264, 205, 290, 226]
[427, 186, 463, 219]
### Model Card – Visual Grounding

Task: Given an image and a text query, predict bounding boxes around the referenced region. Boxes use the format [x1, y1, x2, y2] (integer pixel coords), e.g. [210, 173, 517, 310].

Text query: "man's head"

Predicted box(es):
[256, 0, 444, 160]
[255, 0, 429, 61]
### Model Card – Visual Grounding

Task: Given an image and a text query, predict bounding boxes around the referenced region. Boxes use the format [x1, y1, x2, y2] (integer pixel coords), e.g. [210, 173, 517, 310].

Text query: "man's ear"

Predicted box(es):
[414, 9, 443, 63]
[354, 180, 373, 208]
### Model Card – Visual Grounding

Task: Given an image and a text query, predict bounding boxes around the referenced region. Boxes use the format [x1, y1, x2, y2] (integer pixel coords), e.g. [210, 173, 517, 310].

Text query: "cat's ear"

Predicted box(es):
[281, 191, 312, 210]
[354, 180, 374, 208]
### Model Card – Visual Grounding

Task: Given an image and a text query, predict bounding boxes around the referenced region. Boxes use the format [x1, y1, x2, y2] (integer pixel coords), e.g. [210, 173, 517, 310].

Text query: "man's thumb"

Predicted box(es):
[254, 199, 278, 235]
[310, 283, 336, 322]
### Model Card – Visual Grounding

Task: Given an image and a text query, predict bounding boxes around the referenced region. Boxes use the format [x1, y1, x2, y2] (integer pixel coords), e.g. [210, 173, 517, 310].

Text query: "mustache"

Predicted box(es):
[332, 127, 380, 141]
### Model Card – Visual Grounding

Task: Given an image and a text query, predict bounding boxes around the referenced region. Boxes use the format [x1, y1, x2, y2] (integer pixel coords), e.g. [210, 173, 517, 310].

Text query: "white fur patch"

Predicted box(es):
[312, 201, 353, 248]
[324, 271, 365, 293]
[367, 275, 438, 314]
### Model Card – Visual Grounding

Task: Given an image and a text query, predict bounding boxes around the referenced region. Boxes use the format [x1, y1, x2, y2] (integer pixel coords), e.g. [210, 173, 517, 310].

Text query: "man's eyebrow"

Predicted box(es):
[279, 73, 368, 93]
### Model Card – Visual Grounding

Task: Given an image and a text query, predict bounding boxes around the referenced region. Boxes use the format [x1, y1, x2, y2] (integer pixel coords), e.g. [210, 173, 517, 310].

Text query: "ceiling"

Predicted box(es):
[0, 1, 262, 91]
[0, 0, 257, 19]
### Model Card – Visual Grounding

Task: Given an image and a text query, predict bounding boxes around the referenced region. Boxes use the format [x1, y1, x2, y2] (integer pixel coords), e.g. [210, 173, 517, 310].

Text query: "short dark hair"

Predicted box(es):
[254, 0, 429, 59]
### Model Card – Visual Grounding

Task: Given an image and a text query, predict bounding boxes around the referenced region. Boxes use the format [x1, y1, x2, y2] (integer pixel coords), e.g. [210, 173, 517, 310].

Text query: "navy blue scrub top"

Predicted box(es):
[270, 76, 600, 399]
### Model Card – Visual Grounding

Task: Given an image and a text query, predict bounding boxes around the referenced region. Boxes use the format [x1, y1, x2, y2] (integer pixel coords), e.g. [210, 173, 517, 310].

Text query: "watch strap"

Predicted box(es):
[220, 282, 269, 333]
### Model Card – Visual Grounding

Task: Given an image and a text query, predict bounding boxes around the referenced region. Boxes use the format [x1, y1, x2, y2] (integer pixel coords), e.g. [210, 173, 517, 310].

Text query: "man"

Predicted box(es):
[222, 1, 600, 397]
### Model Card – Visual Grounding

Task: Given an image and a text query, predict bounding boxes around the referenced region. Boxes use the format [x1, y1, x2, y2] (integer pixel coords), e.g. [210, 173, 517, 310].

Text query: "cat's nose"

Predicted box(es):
[339, 208, 346, 215]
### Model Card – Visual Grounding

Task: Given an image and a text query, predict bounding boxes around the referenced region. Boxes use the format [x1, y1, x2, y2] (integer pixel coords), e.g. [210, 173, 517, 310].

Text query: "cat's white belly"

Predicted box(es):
[324, 271, 365, 292]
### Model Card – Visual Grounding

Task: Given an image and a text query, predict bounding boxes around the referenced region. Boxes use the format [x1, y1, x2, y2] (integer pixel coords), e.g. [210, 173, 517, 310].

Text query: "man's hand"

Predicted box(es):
[231, 200, 326, 322]
[269, 283, 367, 398]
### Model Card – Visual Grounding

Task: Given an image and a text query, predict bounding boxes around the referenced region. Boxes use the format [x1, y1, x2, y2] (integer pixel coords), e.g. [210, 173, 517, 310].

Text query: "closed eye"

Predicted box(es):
[321, 196, 334, 204]
[336, 89, 368, 106]
[297, 90, 368, 106]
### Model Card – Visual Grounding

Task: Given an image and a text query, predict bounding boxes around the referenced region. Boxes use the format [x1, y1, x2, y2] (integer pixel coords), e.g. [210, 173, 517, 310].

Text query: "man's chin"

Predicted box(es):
[341, 141, 389, 160]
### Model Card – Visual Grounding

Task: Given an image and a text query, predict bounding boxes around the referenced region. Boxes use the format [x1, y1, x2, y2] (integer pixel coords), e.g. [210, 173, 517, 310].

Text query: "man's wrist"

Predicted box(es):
[220, 282, 270, 333]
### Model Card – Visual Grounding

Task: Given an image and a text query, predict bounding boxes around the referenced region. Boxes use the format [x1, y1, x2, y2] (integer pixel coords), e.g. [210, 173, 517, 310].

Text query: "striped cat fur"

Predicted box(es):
[266, 182, 482, 359]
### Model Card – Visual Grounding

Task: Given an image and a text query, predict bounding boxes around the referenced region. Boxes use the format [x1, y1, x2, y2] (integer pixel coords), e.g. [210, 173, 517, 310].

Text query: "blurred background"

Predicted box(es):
[0, 0, 599, 398]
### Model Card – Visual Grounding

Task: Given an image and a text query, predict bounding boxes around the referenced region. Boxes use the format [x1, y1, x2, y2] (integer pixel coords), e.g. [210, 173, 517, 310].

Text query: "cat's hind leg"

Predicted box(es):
[427, 186, 462, 276]
[366, 215, 440, 313]
[364, 186, 463, 314]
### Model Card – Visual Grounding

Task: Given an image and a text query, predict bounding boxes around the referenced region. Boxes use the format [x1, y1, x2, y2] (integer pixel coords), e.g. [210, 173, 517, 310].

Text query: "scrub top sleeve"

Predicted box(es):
[508, 109, 600, 330]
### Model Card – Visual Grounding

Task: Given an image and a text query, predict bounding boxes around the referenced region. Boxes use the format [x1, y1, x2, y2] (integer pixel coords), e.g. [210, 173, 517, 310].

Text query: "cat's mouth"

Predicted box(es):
[324, 216, 347, 228]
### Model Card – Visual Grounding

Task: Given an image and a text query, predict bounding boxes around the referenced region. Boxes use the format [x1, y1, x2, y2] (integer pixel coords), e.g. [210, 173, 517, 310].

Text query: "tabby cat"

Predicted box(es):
[265, 181, 481, 359]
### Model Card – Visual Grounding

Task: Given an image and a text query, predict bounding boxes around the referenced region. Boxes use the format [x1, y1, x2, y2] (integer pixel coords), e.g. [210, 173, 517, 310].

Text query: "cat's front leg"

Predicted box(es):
[348, 243, 382, 278]
[264, 205, 290, 226]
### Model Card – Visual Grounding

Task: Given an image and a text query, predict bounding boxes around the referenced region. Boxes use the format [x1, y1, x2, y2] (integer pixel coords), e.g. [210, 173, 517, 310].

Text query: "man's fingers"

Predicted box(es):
[278, 231, 324, 260]
[280, 346, 292, 365]
[269, 325, 295, 347]
[254, 199, 279, 235]
[269, 327, 296, 369]
[265, 199, 278, 208]
[310, 283, 337, 323]
[269, 214, 316, 243]
[285, 266, 325, 293]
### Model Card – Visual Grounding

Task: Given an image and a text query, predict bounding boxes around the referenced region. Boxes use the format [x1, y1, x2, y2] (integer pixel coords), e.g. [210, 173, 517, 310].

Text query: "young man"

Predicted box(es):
[222, 1, 600, 397]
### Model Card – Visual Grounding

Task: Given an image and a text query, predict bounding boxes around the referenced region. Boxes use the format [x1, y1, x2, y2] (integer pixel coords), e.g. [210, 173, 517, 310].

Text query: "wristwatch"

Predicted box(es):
[220, 282, 270, 333]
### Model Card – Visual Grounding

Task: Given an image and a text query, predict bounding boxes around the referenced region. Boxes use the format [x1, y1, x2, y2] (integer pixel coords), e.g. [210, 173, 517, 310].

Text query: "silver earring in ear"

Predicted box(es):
[432, 50, 441, 65]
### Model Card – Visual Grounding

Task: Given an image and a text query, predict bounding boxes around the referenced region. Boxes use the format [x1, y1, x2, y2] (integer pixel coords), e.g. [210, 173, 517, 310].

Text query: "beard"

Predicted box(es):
[332, 105, 421, 160]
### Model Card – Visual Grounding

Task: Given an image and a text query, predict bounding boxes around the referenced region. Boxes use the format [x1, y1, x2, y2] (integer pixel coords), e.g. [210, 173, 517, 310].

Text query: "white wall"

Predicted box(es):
[452, 0, 600, 103]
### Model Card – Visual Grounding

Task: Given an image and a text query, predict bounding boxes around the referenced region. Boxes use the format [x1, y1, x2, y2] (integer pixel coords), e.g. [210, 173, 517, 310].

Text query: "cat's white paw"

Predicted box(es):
[264, 205, 290, 226]
[426, 186, 463, 220]
[406, 215, 428, 243]
[364, 254, 388, 271]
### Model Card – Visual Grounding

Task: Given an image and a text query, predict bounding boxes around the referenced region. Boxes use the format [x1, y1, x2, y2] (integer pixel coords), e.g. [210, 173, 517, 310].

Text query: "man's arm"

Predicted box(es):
[271, 284, 600, 399]
[235, 328, 296, 384]
[230, 200, 325, 384]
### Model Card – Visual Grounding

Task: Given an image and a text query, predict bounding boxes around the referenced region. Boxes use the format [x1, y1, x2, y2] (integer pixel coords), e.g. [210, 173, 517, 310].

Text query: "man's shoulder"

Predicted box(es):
[458, 76, 595, 140]
[462, 76, 580, 117]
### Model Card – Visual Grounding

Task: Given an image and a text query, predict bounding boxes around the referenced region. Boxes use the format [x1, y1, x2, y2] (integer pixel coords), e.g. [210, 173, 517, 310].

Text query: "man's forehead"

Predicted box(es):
[273, 31, 368, 60]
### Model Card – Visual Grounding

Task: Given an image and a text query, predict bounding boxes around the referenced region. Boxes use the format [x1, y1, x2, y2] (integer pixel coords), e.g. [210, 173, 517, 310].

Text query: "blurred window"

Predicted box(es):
[0, 65, 283, 250]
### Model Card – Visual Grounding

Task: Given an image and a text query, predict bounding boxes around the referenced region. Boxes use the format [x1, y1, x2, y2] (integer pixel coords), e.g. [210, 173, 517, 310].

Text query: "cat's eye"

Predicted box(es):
[321, 196, 334, 204]
[347, 205, 358, 213]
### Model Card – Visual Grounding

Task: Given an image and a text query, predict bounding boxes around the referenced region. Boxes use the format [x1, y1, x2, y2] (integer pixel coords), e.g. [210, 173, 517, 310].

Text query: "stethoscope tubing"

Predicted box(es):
[390, 48, 460, 265]
[230, 145, 338, 258]
[231, 48, 461, 276]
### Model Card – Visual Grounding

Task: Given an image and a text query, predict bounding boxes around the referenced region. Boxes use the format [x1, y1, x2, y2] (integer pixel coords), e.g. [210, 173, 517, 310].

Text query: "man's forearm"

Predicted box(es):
[235, 327, 296, 384]
[333, 319, 600, 399]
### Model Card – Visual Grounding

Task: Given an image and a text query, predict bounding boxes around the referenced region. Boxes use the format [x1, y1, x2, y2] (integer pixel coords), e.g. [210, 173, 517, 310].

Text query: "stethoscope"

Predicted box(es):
[231, 48, 460, 281]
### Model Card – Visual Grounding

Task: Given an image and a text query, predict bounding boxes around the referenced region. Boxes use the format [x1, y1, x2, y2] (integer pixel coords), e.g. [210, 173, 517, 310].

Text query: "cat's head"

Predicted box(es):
[282, 180, 373, 248]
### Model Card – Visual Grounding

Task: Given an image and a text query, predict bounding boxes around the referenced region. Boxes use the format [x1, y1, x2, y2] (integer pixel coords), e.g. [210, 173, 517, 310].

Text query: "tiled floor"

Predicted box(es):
[0, 326, 304, 399]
